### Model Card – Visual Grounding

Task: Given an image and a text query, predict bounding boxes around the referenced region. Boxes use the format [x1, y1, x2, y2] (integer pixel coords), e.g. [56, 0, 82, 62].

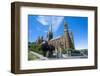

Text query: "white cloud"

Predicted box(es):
[36, 16, 64, 32]
[37, 16, 49, 25]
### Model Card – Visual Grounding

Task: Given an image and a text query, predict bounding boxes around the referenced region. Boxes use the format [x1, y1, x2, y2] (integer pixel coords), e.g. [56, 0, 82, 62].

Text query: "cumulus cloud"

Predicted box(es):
[36, 16, 64, 32]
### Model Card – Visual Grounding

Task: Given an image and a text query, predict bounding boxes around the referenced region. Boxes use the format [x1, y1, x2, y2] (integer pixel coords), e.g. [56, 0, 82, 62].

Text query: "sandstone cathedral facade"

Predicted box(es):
[36, 21, 75, 51]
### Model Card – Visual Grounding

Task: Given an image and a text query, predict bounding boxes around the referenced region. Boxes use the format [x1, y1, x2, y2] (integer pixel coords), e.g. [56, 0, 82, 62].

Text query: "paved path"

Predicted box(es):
[30, 51, 87, 60]
[30, 51, 48, 60]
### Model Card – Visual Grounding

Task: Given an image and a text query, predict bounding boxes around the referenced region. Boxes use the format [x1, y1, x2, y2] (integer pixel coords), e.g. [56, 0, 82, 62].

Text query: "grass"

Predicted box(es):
[28, 51, 40, 60]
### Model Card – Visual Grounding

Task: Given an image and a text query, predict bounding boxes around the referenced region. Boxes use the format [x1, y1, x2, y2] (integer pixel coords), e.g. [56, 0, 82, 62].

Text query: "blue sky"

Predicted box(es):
[28, 15, 88, 49]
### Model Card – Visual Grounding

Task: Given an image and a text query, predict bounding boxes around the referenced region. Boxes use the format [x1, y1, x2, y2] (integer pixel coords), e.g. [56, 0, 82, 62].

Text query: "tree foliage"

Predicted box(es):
[28, 42, 43, 55]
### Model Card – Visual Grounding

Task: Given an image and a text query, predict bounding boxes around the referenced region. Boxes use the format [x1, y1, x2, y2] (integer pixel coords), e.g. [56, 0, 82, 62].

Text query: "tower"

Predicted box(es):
[47, 24, 53, 41]
[69, 31, 75, 49]
[64, 21, 70, 49]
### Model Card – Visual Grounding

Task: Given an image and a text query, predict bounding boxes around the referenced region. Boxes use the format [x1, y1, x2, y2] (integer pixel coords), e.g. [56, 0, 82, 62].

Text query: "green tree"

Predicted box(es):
[28, 42, 43, 55]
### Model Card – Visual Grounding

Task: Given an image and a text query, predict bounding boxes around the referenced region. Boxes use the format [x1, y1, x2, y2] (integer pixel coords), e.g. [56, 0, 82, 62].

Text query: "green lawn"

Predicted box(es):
[28, 51, 40, 60]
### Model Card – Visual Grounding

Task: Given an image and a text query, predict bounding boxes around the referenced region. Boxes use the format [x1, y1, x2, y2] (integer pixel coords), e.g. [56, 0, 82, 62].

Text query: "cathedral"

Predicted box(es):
[36, 21, 75, 50]
[46, 21, 75, 50]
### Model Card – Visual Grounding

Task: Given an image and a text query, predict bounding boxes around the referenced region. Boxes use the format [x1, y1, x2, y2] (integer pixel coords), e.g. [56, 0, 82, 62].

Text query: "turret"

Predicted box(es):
[69, 31, 75, 49]
[64, 21, 70, 49]
[36, 36, 43, 44]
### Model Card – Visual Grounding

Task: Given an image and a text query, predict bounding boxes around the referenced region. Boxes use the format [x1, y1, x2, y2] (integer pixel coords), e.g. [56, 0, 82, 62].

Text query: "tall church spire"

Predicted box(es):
[47, 24, 53, 41]
[49, 24, 52, 32]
